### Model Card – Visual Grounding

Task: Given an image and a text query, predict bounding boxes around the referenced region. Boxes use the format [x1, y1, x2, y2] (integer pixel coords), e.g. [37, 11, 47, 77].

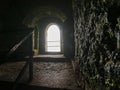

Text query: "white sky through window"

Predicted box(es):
[46, 24, 61, 52]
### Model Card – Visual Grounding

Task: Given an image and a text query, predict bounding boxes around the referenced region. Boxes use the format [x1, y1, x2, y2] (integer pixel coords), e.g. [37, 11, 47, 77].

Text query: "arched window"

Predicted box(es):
[45, 24, 61, 52]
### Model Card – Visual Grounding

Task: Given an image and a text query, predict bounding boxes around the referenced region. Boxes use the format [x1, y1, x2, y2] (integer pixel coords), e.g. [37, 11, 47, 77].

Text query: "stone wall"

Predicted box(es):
[73, 0, 120, 90]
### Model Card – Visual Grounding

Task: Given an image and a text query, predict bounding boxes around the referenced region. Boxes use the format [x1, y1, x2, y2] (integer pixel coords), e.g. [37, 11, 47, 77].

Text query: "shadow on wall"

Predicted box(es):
[73, 0, 120, 90]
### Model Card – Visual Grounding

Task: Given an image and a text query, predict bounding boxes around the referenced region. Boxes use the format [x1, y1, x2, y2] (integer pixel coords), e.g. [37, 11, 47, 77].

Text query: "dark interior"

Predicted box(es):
[0, 0, 120, 90]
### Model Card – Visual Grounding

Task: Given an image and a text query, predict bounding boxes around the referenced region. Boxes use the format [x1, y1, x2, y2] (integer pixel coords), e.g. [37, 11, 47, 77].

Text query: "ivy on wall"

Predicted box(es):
[73, 0, 120, 90]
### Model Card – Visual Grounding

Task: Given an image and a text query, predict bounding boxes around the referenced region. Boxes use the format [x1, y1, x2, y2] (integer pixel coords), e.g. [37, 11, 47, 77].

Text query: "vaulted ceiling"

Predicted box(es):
[0, 0, 73, 31]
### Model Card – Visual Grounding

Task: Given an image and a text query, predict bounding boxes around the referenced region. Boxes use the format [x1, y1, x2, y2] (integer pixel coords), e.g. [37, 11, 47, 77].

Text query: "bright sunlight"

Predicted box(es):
[46, 24, 61, 52]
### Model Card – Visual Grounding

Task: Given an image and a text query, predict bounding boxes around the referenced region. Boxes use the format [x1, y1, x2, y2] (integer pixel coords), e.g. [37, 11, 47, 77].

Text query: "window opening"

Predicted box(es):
[46, 24, 61, 52]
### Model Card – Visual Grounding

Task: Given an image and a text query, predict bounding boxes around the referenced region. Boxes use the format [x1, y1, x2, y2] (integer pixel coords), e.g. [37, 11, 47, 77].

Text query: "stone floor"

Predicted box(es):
[0, 61, 78, 89]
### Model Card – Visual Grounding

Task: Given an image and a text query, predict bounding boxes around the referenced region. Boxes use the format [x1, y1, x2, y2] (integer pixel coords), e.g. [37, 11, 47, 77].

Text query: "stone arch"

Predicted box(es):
[23, 6, 67, 28]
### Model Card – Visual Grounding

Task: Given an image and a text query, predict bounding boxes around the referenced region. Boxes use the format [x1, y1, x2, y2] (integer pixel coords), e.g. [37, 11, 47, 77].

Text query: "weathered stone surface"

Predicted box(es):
[73, 0, 120, 90]
[0, 62, 78, 89]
